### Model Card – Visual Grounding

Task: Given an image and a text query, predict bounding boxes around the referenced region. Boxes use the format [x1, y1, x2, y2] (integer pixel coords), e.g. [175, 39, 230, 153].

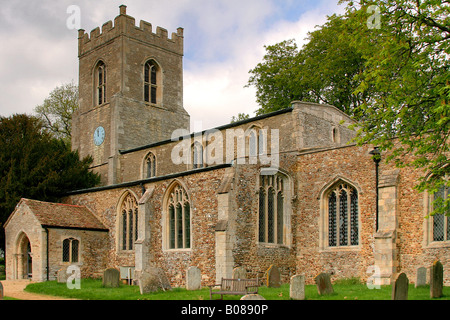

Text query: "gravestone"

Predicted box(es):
[430, 260, 443, 298]
[232, 266, 247, 279]
[138, 267, 172, 294]
[415, 267, 427, 288]
[186, 266, 201, 291]
[266, 265, 281, 288]
[0, 281, 3, 300]
[102, 268, 120, 288]
[391, 273, 409, 300]
[314, 273, 334, 295]
[241, 294, 266, 300]
[290, 275, 305, 300]
[57, 266, 70, 284]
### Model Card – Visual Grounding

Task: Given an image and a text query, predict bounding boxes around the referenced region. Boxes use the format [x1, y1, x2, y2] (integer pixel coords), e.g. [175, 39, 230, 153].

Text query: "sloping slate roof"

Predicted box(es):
[22, 198, 108, 231]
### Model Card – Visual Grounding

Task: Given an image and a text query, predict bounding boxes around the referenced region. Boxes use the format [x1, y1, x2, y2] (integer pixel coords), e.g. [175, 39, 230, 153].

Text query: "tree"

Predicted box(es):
[247, 14, 368, 117]
[340, 0, 450, 215]
[34, 82, 78, 142]
[0, 114, 100, 250]
[231, 113, 250, 123]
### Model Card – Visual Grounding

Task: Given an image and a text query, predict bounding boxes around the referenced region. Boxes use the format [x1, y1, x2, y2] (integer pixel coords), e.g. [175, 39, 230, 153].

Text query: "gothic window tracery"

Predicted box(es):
[144, 152, 156, 178]
[119, 193, 138, 251]
[326, 182, 359, 247]
[258, 174, 285, 244]
[166, 184, 191, 249]
[144, 60, 159, 104]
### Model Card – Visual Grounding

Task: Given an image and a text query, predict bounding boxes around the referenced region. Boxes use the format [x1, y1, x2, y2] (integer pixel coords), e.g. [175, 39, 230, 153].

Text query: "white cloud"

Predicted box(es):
[0, 0, 345, 131]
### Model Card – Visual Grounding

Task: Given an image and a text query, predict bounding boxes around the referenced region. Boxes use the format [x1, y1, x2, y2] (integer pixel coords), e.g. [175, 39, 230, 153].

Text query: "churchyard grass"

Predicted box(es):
[23, 278, 450, 300]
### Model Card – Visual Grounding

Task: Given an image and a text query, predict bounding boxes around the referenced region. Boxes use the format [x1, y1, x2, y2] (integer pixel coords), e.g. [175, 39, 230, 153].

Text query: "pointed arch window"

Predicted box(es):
[326, 182, 359, 247]
[119, 193, 138, 251]
[144, 152, 156, 178]
[192, 142, 204, 169]
[144, 60, 159, 104]
[258, 173, 286, 244]
[431, 184, 450, 242]
[95, 61, 107, 105]
[166, 184, 191, 249]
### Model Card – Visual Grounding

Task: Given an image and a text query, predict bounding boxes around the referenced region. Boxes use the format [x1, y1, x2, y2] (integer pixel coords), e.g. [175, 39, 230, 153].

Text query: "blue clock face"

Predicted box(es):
[94, 126, 105, 146]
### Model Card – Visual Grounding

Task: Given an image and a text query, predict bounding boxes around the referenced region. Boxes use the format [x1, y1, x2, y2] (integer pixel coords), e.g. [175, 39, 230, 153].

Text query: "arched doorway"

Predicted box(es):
[16, 233, 32, 279]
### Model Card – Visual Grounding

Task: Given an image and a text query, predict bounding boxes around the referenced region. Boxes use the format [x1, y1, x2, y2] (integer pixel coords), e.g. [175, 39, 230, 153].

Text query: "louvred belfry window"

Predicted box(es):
[144, 60, 159, 104]
[96, 61, 106, 105]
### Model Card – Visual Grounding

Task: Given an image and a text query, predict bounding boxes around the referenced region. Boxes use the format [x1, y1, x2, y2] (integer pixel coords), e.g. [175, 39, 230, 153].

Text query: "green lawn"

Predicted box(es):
[23, 278, 450, 300]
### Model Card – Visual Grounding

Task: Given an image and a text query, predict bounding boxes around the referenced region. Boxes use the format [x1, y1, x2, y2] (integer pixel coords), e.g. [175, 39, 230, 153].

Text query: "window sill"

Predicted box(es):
[425, 241, 450, 249]
[163, 248, 192, 253]
[257, 242, 290, 249]
[319, 246, 361, 253]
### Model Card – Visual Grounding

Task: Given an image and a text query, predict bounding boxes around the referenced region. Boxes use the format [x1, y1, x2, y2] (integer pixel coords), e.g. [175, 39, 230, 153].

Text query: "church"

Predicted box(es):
[4, 6, 449, 287]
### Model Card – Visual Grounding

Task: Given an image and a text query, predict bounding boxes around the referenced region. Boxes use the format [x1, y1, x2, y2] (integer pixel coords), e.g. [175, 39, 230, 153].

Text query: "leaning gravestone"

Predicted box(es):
[392, 273, 409, 300]
[415, 267, 427, 288]
[266, 265, 281, 288]
[430, 260, 443, 298]
[290, 275, 305, 300]
[314, 272, 334, 295]
[232, 266, 247, 279]
[186, 266, 201, 291]
[102, 268, 120, 288]
[138, 267, 172, 294]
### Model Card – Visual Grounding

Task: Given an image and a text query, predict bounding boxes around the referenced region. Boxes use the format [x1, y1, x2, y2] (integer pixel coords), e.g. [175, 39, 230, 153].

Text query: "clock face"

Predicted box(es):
[93, 126, 105, 146]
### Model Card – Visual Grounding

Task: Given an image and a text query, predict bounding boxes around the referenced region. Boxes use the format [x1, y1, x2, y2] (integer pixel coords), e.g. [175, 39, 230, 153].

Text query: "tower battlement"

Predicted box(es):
[78, 5, 184, 57]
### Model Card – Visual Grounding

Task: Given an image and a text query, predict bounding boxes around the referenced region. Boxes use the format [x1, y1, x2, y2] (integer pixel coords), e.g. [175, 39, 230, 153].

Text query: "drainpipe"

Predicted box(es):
[369, 147, 381, 232]
[45, 227, 49, 281]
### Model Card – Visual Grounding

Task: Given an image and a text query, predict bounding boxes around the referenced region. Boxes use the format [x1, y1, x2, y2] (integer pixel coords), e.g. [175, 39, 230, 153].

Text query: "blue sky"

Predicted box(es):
[0, 0, 345, 130]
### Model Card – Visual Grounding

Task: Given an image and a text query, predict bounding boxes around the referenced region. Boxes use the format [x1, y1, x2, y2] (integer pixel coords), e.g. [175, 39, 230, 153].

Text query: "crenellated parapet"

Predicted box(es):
[78, 5, 184, 57]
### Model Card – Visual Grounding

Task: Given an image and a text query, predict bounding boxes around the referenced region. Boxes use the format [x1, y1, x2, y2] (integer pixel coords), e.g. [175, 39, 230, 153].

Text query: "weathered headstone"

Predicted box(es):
[232, 266, 247, 279]
[430, 260, 443, 298]
[240, 294, 266, 300]
[57, 266, 69, 283]
[290, 275, 305, 300]
[266, 265, 281, 288]
[392, 273, 409, 300]
[186, 266, 201, 291]
[415, 267, 427, 288]
[0, 281, 3, 300]
[314, 272, 334, 295]
[138, 267, 172, 294]
[102, 268, 120, 288]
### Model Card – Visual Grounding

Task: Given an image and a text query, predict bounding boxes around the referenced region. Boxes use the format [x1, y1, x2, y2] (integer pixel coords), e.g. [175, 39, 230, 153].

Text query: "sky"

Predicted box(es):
[0, 0, 346, 131]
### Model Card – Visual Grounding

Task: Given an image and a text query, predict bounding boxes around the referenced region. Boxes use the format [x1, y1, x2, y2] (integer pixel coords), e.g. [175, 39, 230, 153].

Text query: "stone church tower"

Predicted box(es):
[71, 5, 190, 185]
